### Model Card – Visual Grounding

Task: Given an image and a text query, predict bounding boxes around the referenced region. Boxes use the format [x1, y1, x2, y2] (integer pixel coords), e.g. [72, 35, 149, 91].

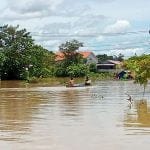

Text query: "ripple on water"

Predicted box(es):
[0, 81, 150, 150]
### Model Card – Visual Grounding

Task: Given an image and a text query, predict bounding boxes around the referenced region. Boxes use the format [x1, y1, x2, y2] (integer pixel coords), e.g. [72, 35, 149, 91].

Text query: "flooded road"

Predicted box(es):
[0, 80, 150, 150]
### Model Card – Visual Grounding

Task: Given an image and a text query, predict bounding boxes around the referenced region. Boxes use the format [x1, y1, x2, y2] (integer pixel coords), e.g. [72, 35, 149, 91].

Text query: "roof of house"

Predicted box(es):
[107, 60, 122, 65]
[55, 52, 64, 61]
[99, 60, 122, 65]
[79, 51, 92, 58]
[55, 51, 94, 61]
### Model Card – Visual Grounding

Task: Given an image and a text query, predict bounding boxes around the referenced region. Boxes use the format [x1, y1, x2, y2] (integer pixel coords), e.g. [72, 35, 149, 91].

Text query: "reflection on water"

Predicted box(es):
[0, 80, 150, 150]
[58, 90, 81, 117]
[125, 100, 150, 126]
[0, 90, 48, 142]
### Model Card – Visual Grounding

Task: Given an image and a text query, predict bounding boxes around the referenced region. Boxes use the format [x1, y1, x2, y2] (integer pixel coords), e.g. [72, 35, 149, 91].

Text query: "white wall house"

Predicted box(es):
[79, 51, 98, 64]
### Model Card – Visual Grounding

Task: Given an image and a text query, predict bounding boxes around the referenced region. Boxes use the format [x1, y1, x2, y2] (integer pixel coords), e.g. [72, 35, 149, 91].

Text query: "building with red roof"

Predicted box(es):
[55, 51, 98, 64]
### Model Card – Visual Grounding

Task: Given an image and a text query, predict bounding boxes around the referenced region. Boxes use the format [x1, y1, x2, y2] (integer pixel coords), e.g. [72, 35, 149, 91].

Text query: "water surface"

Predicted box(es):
[0, 80, 150, 150]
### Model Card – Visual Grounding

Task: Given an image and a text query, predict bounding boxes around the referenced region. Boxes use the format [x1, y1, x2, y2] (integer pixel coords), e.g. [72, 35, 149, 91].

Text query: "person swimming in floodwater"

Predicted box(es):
[68, 77, 74, 87]
[85, 76, 91, 86]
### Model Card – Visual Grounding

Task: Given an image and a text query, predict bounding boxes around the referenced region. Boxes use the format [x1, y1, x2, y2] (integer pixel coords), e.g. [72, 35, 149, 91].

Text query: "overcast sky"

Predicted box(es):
[0, 0, 149, 57]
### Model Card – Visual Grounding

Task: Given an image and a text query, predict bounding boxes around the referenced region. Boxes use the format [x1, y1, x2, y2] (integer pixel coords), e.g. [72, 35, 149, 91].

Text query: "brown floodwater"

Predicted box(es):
[0, 80, 150, 150]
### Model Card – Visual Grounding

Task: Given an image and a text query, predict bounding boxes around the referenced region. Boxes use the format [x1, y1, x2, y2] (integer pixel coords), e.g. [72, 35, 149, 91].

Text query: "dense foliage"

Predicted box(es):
[55, 40, 89, 77]
[66, 64, 88, 77]
[0, 25, 114, 80]
[96, 54, 113, 63]
[89, 63, 97, 73]
[0, 25, 55, 80]
[125, 54, 150, 88]
[96, 53, 124, 63]
[59, 39, 84, 65]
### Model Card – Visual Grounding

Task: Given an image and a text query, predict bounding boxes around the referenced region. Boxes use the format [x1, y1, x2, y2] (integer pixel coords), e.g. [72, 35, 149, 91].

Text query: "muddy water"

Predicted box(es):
[0, 80, 150, 150]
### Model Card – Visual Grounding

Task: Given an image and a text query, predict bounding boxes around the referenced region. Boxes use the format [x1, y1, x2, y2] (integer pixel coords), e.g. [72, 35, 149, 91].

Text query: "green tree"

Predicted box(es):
[66, 64, 88, 77]
[96, 54, 113, 63]
[0, 25, 34, 79]
[113, 53, 124, 61]
[96, 53, 124, 63]
[0, 25, 55, 80]
[89, 63, 97, 73]
[59, 39, 83, 66]
[0, 50, 6, 79]
[27, 45, 55, 78]
[125, 54, 150, 96]
[55, 39, 85, 77]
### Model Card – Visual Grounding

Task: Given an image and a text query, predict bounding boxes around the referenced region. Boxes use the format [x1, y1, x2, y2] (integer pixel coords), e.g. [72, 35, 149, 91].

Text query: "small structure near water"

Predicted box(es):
[97, 60, 122, 73]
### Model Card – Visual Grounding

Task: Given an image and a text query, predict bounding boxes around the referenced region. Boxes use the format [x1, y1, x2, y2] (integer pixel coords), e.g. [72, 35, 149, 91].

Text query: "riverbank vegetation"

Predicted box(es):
[0, 25, 149, 85]
[0, 25, 112, 81]
[0, 25, 55, 80]
[125, 54, 150, 95]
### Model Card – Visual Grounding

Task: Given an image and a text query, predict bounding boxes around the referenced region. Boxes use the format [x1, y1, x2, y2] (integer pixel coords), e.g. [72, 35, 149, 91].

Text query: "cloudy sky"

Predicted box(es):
[0, 0, 149, 57]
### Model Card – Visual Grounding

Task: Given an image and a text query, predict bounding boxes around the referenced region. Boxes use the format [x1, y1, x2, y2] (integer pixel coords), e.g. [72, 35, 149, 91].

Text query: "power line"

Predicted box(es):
[37, 40, 149, 48]
[31, 29, 149, 51]
[85, 41, 149, 47]
[40, 44, 149, 52]
[30, 30, 149, 37]
[91, 46, 149, 52]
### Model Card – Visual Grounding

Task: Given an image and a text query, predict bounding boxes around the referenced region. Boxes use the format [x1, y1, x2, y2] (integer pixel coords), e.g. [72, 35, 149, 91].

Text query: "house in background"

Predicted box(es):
[55, 51, 98, 64]
[97, 60, 123, 73]
[79, 51, 98, 64]
[55, 52, 65, 61]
